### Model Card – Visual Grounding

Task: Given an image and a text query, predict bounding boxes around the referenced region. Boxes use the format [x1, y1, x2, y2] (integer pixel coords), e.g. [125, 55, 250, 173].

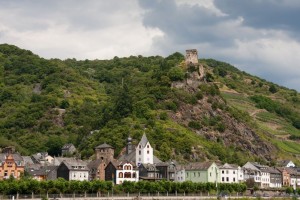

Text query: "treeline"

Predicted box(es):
[0, 178, 247, 195]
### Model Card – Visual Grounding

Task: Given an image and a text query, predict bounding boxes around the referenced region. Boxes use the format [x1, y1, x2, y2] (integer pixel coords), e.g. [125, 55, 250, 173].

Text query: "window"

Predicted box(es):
[119, 172, 123, 178]
[222, 170, 224, 174]
[124, 172, 131, 178]
[139, 150, 141, 155]
[226, 170, 229, 174]
[133, 172, 136, 178]
[210, 172, 212, 177]
[233, 178, 236, 182]
[147, 145, 149, 148]
[194, 172, 196, 177]
[222, 177, 224, 182]
[233, 171, 235, 174]
[139, 145, 141, 148]
[198, 172, 200, 177]
[226, 177, 229, 182]
[147, 150, 149, 154]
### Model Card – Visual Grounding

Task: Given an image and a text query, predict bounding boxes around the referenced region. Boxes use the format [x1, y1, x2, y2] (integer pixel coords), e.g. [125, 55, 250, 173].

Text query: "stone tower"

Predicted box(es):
[185, 49, 198, 65]
[95, 143, 114, 163]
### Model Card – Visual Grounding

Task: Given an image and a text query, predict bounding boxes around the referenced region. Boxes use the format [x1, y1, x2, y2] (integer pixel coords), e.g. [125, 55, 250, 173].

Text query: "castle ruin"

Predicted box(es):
[185, 49, 198, 65]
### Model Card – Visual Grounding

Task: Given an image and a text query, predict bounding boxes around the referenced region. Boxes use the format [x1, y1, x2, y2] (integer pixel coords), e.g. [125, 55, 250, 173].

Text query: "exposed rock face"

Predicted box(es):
[171, 75, 276, 161]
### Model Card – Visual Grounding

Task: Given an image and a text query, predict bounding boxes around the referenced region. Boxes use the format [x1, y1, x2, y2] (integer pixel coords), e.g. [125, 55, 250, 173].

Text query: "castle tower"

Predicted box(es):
[136, 133, 153, 166]
[95, 143, 114, 163]
[185, 49, 198, 65]
[126, 136, 133, 155]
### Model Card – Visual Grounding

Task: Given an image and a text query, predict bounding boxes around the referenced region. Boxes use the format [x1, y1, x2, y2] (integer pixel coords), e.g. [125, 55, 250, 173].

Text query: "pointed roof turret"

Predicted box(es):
[140, 133, 149, 147]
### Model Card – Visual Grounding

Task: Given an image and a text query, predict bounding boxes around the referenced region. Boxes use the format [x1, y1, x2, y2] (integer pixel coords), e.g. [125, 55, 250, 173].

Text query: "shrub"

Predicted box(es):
[195, 91, 203, 100]
[159, 112, 168, 120]
[216, 122, 226, 132]
[168, 67, 185, 81]
[188, 121, 202, 130]
[269, 85, 278, 93]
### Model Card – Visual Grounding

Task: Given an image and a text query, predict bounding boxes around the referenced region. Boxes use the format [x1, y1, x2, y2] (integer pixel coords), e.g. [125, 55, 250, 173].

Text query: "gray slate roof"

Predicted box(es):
[62, 143, 75, 150]
[118, 148, 161, 164]
[0, 153, 23, 162]
[62, 160, 89, 171]
[95, 143, 113, 149]
[22, 156, 34, 165]
[185, 161, 215, 171]
[88, 159, 104, 170]
[139, 133, 149, 147]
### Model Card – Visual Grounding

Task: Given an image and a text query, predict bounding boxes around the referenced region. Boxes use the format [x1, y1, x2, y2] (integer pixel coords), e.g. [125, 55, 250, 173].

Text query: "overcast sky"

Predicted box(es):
[1, 0, 300, 91]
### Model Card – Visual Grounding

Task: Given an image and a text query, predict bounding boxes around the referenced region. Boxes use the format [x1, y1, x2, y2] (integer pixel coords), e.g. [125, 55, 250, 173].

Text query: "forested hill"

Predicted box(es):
[1, 44, 300, 166]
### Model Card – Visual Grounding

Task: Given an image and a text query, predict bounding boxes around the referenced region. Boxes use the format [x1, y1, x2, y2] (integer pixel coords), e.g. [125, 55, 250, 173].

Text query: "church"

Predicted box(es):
[89, 133, 176, 183]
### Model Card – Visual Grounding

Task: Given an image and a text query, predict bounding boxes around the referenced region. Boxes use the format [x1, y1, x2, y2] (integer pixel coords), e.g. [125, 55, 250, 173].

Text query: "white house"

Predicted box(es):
[278, 160, 296, 168]
[219, 163, 243, 183]
[135, 133, 153, 166]
[116, 161, 139, 184]
[175, 165, 186, 182]
[243, 162, 261, 185]
[57, 160, 89, 181]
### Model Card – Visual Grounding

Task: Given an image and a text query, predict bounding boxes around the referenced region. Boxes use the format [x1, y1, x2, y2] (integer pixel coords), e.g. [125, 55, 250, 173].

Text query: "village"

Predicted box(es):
[0, 132, 299, 191]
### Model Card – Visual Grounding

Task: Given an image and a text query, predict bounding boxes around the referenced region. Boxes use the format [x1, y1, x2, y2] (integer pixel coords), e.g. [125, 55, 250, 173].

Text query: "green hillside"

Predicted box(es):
[0, 44, 299, 166]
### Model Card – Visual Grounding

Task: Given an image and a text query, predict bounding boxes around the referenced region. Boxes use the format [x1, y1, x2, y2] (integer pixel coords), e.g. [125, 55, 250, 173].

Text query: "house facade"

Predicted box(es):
[243, 162, 261, 186]
[116, 161, 139, 184]
[219, 163, 243, 183]
[268, 167, 282, 188]
[184, 162, 219, 183]
[175, 166, 186, 182]
[89, 143, 115, 181]
[61, 143, 76, 156]
[57, 160, 89, 181]
[139, 163, 160, 181]
[0, 154, 24, 180]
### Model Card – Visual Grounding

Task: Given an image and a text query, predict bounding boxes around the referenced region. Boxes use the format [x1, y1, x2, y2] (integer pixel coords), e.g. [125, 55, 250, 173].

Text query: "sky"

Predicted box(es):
[0, 0, 300, 91]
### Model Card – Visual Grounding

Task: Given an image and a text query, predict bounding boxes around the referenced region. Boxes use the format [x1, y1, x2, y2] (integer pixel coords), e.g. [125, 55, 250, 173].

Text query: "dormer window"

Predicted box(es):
[147, 145, 149, 148]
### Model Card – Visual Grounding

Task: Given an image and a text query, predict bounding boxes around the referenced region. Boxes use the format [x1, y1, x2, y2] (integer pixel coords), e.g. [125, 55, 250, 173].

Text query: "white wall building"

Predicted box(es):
[175, 167, 186, 182]
[243, 162, 261, 185]
[219, 163, 242, 183]
[116, 162, 139, 184]
[136, 133, 153, 166]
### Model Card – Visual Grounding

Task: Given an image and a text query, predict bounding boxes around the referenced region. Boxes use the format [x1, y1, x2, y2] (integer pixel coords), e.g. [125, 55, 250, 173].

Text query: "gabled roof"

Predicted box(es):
[117, 148, 161, 164]
[106, 160, 119, 169]
[87, 159, 104, 169]
[61, 159, 89, 171]
[267, 167, 281, 174]
[139, 163, 158, 171]
[185, 161, 215, 171]
[277, 160, 294, 167]
[0, 153, 23, 162]
[139, 133, 149, 147]
[62, 143, 75, 150]
[219, 163, 239, 170]
[95, 143, 113, 149]
[22, 156, 34, 165]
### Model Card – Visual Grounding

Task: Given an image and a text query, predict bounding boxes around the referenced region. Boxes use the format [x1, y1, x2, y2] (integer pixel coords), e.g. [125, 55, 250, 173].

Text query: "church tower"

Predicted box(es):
[135, 133, 153, 166]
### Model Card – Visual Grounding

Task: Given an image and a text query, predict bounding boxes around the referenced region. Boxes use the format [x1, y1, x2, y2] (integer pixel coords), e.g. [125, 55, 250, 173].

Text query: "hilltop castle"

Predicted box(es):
[185, 49, 198, 65]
